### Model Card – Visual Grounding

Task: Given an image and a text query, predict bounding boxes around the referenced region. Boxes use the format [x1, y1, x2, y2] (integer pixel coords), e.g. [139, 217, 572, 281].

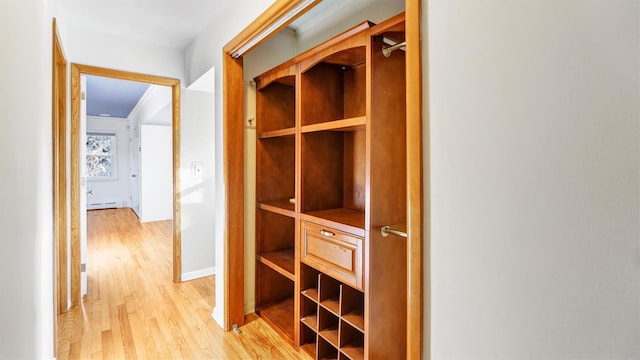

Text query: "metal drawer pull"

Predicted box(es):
[319, 229, 335, 237]
[381, 226, 407, 238]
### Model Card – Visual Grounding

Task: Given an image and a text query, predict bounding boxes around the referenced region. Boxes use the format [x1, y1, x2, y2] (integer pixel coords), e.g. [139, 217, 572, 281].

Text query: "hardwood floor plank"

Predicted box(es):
[57, 208, 304, 359]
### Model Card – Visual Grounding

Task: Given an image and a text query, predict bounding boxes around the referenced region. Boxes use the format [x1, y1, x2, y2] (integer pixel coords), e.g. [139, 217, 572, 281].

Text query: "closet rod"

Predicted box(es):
[381, 225, 407, 238]
[382, 41, 406, 57]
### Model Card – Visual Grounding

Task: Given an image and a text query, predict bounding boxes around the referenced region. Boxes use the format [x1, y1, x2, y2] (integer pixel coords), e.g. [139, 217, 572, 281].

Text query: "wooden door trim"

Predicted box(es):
[52, 19, 67, 357]
[70, 64, 182, 307]
[222, 1, 426, 354]
[53, 19, 68, 315]
[406, 0, 426, 357]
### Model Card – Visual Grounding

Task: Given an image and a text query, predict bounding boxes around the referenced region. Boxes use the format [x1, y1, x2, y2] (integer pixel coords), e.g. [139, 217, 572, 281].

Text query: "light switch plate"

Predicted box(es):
[192, 162, 203, 177]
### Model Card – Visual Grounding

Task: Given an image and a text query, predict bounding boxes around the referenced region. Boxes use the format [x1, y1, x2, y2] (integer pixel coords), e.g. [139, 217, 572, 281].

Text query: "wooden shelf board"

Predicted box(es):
[258, 249, 295, 280]
[320, 298, 340, 315]
[341, 346, 365, 360]
[342, 310, 365, 333]
[258, 127, 296, 139]
[301, 116, 366, 133]
[301, 209, 365, 237]
[258, 200, 296, 217]
[318, 328, 339, 348]
[300, 343, 317, 359]
[258, 297, 294, 344]
[301, 314, 318, 331]
[302, 288, 319, 302]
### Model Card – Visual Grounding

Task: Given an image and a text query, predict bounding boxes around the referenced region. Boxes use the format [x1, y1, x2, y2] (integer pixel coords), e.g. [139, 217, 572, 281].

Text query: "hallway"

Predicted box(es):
[56, 208, 302, 359]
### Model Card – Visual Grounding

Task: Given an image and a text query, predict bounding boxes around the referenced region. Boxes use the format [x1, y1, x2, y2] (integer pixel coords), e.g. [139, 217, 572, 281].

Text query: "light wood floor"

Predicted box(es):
[56, 208, 303, 359]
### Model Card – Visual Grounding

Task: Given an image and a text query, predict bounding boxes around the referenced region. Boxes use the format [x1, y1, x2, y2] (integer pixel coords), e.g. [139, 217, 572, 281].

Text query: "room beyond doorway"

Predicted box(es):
[68, 64, 182, 309]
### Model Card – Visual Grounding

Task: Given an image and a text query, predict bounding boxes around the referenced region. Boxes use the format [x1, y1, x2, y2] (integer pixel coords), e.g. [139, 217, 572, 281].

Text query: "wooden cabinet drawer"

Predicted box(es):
[301, 221, 363, 290]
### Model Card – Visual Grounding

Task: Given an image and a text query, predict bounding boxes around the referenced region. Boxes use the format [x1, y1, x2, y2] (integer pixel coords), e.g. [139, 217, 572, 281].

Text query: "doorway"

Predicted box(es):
[81, 75, 174, 297]
[69, 64, 182, 307]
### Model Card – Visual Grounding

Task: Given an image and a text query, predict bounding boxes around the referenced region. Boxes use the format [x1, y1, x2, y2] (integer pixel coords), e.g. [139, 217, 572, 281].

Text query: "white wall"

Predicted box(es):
[295, 0, 404, 53]
[86, 116, 131, 209]
[427, 0, 640, 358]
[128, 85, 173, 222]
[184, 0, 275, 325]
[180, 88, 216, 280]
[140, 125, 173, 222]
[129, 85, 173, 126]
[58, 24, 185, 84]
[0, 1, 54, 357]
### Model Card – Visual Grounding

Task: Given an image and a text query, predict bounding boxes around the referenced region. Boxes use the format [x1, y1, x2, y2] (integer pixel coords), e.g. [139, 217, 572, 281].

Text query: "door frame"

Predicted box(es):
[221, 0, 427, 356]
[69, 64, 182, 306]
[52, 19, 68, 355]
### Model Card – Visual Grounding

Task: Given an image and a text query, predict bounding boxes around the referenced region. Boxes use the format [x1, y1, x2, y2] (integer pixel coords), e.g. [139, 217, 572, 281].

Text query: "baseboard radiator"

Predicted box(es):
[87, 200, 125, 210]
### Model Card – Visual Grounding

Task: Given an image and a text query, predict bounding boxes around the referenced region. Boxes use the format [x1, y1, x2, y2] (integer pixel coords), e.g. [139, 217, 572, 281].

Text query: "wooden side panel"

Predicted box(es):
[406, 0, 426, 357]
[223, 54, 246, 330]
[369, 34, 407, 228]
[366, 231, 407, 359]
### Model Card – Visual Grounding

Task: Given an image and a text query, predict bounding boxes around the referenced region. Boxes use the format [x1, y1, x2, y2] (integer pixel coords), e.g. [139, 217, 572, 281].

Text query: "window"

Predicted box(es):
[86, 133, 116, 179]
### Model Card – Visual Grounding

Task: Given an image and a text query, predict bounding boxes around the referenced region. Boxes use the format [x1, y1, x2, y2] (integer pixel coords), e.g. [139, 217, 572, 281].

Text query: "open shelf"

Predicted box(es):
[258, 249, 294, 280]
[257, 136, 295, 204]
[340, 346, 364, 360]
[258, 200, 295, 217]
[259, 296, 294, 343]
[301, 314, 318, 331]
[341, 310, 364, 334]
[256, 76, 296, 133]
[301, 47, 367, 126]
[301, 295, 318, 331]
[317, 336, 339, 360]
[302, 288, 319, 302]
[339, 321, 364, 360]
[301, 129, 366, 224]
[318, 307, 339, 348]
[258, 127, 296, 139]
[257, 209, 294, 253]
[301, 116, 365, 133]
[301, 342, 317, 359]
[340, 285, 364, 332]
[319, 274, 341, 315]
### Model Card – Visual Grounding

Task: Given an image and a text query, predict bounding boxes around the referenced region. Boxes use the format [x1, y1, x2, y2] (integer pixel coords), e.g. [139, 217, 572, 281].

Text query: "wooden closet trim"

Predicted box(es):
[406, 0, 426, 357]
[70, 64, 182, 307]
[222, 2, 426, 357]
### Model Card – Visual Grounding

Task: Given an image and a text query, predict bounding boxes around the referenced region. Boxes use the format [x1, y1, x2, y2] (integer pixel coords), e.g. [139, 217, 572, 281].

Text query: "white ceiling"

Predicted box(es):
[58, 0, 229, 49]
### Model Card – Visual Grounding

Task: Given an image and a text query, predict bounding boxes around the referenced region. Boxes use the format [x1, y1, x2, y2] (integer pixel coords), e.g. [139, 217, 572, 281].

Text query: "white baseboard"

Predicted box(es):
[212, 306, 224, 328]
[181, 266, 215, 282]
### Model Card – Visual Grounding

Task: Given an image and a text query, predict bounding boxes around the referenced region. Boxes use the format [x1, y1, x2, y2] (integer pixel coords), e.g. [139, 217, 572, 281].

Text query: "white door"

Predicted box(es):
[130, 123, 141, 217]
[80, 76, 88, 296]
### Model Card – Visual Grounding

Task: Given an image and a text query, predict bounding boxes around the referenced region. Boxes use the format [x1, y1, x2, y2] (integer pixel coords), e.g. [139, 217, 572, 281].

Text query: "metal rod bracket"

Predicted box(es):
[381, 225, 408, 238]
